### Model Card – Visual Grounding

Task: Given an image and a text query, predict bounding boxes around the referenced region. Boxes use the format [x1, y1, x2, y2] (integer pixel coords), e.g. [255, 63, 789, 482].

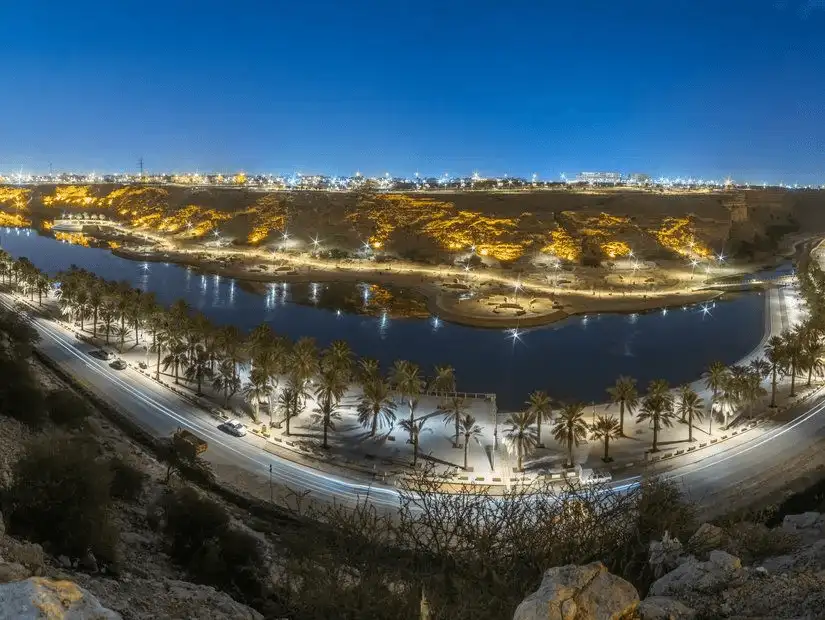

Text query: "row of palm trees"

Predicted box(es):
[3, 249, 824, 474]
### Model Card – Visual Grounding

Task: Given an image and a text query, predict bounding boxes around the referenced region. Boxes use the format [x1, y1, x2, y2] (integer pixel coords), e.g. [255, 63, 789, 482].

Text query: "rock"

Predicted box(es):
[637, 596, 696, 620]
[781, 512, 821, 531]
[119, 532, 152, 547]
[761, 538, 825, 573]
[57, 556, 71, 569]
[0, 540, 44, 575]
[0, 562, 30, 584]
[688, 523, 725, 554]
[648, 550, 744, 598]
[79, 550, 98, 573]
[512, 562, 639, 620]
[0, 576, 121, 619]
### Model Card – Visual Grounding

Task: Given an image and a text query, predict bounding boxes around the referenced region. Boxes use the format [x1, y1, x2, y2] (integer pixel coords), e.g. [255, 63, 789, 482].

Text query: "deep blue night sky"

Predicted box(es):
[2, 1, 825, 182]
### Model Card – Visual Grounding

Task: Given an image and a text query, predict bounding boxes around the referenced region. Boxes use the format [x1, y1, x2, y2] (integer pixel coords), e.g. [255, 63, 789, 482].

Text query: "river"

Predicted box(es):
[1, 228, 768, 411]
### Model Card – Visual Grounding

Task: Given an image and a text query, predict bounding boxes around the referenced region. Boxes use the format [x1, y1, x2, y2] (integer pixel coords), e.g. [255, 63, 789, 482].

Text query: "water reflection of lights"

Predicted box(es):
[229, 279, 236, 306]
[336, 309, 342, 316]
[628, 313, 638, 324]
[141, 262, 150, 272]
[661, 308, 668, 316]
[309, 282, 320, 304]
[581, 315, 589, 326]
[507, 327, 522, 343]
[431, 316, 441, 331]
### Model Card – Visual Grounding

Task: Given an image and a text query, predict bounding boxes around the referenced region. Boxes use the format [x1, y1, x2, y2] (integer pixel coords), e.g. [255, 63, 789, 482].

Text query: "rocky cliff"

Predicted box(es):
[513, 511, 825, 620]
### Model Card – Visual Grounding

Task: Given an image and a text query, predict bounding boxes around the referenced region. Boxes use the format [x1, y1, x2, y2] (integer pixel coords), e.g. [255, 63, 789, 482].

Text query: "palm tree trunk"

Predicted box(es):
[197, 374, 203, 396]
[603, 437, 609, 462]
[652, 421, 659, 452]
[807, 366, 813, 387]
[370, 409, 378, 437]
[619, 401, 625, 436]
[537, 416, 543, 447]
[517, 444, 522, 472]
[412, 437, 418, 467]
[567, 434, 573, 468]
[174, 363, 179, 385]
[155, 347, 161, 379]
[463, 438, 469, 470]
[770, 367, 777, 407]
[454, 415, 459, 448]
[791, 362, 797, 396]
[688, 410, 694, 442]
[93, 308, 98, 337]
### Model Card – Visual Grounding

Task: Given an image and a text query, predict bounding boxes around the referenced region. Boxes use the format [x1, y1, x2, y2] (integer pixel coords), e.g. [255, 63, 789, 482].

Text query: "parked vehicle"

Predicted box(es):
[219, 419, 248, 437]
[109, 359, 127, 370]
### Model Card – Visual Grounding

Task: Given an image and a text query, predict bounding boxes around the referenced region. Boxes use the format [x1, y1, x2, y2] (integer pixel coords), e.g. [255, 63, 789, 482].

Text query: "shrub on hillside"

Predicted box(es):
[162, 488, 267, 603]
[3, 435, 119, 564]
[109, 456, 147, 502]
[45, 389, 91, 429]
[0, 356, 47, 428]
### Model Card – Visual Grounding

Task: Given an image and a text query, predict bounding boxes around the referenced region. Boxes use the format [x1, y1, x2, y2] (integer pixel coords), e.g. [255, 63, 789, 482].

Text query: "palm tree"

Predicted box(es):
[391, 360, 424, 434]
[313, 368, 347, 449]
[280, 372, 310, 435]
[357, 357, 380, 386]
[162, 339, 188, 385]
[357, 377, 397, 437]
[503, 411, 537, 472]
[292, 337, 319, 405]
[242, 367, 272, 423]
[441, 396, 467, 448]
[590, 415, 621, 462]
[764, 336, 785, 407]
[217, 325, 246, 382]
[705, 361, 728, 415]
[399, 417, 429, 467]
[184, 346, 212, 396]
[552, 403, 589, 468]
[782, 327, 804, 397]
[212, 359, 241, 408]
[636, 386, 675, 453]
[323, 340, 353, 380]
[525, 390, 553, 447]
[100, 303, 117, 345]
[677, 385, 704, 443]
[803, 338, 825, 387]
[430, 364, 456, 402]
[88, 284, 104, 337]
[459, 414, 483, 471]
[35, 274, 50, 306]
[607, 376, 638, 436]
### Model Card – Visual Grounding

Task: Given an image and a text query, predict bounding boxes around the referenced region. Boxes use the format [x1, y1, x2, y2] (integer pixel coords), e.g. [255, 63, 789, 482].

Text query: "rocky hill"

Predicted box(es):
[513, 512, 825, 620]
[1, 184, 822, 265]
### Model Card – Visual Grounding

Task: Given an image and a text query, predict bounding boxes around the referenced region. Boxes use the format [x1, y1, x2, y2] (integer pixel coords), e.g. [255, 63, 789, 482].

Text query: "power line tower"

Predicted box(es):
[138, 157, 144, 180]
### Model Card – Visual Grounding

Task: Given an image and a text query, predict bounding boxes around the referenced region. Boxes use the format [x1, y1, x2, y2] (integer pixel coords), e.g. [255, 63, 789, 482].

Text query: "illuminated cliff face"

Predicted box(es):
[654, 217, 712, 258]
[246, 194, 287, 244]
[540, 228, 581, 262]
[42, 185, 99, 207]
[0, 188, 32, 227]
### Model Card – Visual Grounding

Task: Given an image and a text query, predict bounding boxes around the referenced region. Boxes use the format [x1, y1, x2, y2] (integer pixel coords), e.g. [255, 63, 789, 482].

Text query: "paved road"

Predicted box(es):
[5, 290, 825, 515]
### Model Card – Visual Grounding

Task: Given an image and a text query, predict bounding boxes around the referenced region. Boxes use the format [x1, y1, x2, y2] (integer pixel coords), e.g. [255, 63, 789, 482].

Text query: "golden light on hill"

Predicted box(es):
[0, 212, 30, 228]
[0, 187, 30, 211]
[54, 231, 91, 247]
[601, 241, 632, 258]
[246, 194, 287, 244]
[541, 228, 580, 262]
[655, 217, 711, 258]
[42, 185, 98, 207]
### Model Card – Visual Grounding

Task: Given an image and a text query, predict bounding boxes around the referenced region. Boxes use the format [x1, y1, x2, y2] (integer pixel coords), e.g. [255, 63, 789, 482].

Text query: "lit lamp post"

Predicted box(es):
[690, 259, 698, 280]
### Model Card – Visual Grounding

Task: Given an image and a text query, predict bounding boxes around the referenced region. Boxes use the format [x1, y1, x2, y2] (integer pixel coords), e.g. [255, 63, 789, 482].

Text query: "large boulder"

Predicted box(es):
[0, 562, 30, 584]
[781, 512, 824, 545]
[687, 523, 725, 555]
[0, 577, 121, 619]
[648, 550, 744, 599]
[637, 596, 695, 620]
[513, 562, 639, 620]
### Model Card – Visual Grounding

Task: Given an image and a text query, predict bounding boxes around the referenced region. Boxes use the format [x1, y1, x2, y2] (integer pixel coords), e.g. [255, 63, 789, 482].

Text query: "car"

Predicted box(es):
[90, 349, 115, 361]
[219, 419, 247, 437]
[109, 359, 127, 370]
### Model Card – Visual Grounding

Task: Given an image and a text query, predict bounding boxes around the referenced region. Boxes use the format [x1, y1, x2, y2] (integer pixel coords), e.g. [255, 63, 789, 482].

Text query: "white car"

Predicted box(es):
[220, 419, 247, 437]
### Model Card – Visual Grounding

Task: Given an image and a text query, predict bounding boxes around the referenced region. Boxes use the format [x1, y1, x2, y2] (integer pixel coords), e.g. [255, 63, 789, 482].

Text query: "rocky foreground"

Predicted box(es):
[513, 511, 825, 620]
[0, 515, 263, 620]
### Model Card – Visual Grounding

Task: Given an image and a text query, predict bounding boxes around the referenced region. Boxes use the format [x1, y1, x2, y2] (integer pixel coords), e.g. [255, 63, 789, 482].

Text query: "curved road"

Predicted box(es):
[6, 293, 825, 515]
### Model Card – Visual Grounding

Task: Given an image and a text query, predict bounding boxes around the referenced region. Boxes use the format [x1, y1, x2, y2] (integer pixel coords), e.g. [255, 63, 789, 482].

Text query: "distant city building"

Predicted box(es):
[576, 171, 623, 185]
[627, 173, 651, 185]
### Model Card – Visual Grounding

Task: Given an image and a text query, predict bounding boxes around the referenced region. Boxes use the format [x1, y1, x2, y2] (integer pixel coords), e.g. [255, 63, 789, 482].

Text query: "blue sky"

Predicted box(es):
[1, 1, 825, 183]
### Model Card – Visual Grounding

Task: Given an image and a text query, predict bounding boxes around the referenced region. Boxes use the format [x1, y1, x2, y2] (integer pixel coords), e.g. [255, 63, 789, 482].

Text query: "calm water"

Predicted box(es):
[1, 229, 767, 410]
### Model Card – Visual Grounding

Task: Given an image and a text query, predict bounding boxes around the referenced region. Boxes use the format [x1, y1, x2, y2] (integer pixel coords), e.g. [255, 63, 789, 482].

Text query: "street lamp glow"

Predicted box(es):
[311, 235, 321, 249]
